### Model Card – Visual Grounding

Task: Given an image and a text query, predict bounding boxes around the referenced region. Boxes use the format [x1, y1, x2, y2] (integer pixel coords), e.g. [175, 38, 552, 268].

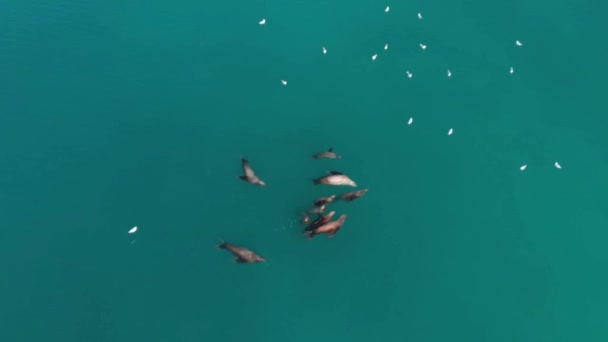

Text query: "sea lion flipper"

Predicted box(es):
[329, 171, 343, 175]
[328, 146, 333, 152]
[234, 257, 247, 263]
[239, 175, 248, 181]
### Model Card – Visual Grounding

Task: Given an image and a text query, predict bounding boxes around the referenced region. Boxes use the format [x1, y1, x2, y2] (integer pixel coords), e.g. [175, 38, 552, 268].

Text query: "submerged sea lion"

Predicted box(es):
[239, 156, 266, 187]
[340, 188, 369, 202]
[313, 194, 336, 207]
[312, 147, 342, 159]
[308, 204, 327, 215]
[304, 210, 336, 232]
[313, 171, 357, 187]
[308, 214, 347, 239]
[217, 241, 265, 263]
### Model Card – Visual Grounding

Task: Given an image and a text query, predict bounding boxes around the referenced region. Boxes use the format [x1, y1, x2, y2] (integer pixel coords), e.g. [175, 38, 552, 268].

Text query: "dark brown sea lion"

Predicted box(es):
[239, 156, 266, 187]
[313, 171, 357, 187]
[308, 214, 347, 239]
[217, 241, 265, 263]
[313, 194, 336, 207]
[304, 210, 336, 232]
[312, 147, 342, 159]
[339, 188, 369, 202]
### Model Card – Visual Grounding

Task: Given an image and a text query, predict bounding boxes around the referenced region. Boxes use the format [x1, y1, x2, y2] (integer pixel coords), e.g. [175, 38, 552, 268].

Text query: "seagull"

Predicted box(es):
[448, 128, 453, 136]
[385, 6, 390, 12]
[259, 19, 266, 25]
[372, 54, 378, 60]
[447, 69, 452, 77]
[281, 80, 287, 85]
[406, 71, 412, 78]
[516, 40, 523, 46]
[128, 226, 138, 234]
[418, 13, 422, 19]
[384, 43, 389, 50]
[520, 165, 527, 171]
[554, 162, 562, 169]
[408, 117, 413, 125]
[420, 43, 427, 50]
[322, 47, 327, 54]
[509, 66, 514, 74]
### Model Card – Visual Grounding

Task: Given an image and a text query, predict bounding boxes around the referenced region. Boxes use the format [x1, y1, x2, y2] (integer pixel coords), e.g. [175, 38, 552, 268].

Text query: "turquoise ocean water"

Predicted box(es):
[1, 0, 608, 341]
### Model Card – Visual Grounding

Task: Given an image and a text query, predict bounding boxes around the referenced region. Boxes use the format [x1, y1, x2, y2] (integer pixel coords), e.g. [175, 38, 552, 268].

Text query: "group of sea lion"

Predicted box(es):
[217, 147, 368, 264]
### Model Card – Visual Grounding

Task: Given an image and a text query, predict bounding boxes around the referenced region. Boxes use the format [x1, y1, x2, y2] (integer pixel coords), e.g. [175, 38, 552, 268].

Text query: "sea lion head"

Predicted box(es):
[255, 255, 266, 262]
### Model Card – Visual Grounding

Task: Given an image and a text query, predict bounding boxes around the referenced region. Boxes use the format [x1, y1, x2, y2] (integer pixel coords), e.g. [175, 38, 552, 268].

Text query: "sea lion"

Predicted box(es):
[312, 147, 342, 159]
[340, 188, 369, 202]
[308, 204, 327, 215]
[313, 194, 336, 207]
[217, 241, 265, 263]
[304, 210, 336, 232]
[308, 214, 347, 239]
[239, 156, 266, 187]
[313, 171, 357, 187]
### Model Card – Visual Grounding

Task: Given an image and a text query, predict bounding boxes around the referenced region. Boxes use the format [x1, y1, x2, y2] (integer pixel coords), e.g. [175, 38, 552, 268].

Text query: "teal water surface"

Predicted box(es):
[1, 0, 608, 341]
